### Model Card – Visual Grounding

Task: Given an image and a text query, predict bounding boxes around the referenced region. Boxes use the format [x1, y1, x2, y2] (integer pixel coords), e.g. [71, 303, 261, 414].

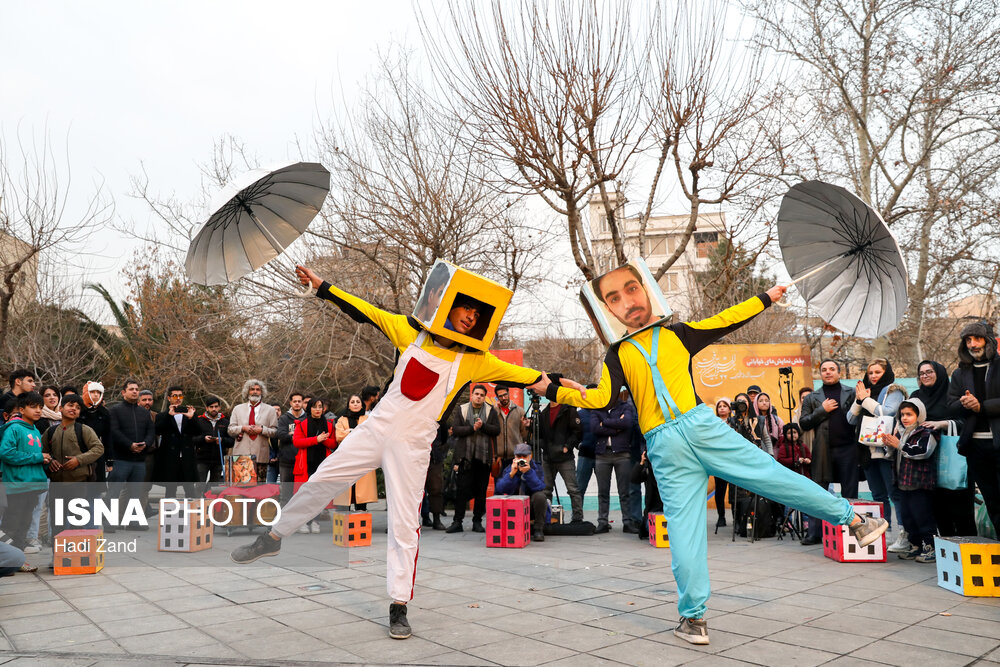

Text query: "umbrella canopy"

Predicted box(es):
[777, 180, 908, 339]
[186, 161, 330, 285]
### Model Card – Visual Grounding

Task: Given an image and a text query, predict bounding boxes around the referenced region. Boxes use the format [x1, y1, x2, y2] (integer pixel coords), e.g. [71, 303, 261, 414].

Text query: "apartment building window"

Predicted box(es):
[645, 236, 666, 256]
[658, 272, 679, 292]
[694, 231, 719, 258]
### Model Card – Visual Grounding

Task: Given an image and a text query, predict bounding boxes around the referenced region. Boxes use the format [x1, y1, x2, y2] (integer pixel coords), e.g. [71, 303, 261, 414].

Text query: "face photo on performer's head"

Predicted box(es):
[580, 257, 672, 346]
[594, 265, 654, 332]
[413, 261, 455, 323]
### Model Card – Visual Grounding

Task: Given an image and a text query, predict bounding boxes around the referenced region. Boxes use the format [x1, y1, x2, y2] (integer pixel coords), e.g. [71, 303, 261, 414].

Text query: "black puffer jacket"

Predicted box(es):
[533, 403, 581, 464]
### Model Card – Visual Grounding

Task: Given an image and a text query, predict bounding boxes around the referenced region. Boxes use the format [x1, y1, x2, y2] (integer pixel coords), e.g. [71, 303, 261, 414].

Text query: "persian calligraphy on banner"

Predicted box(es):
[692, 343, 812, 413]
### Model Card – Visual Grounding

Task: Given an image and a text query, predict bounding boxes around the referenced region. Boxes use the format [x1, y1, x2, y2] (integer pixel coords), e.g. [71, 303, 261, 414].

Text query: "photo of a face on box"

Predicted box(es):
[581, 257, 673, 346]
[412, 260, 512, 351]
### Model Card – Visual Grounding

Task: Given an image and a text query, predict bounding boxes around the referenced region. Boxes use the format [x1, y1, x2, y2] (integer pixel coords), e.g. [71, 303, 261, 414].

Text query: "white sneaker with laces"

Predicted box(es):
[297, 524, 311, 534]
[309, 521, 320, 534]
[887, 529, 911, 553]
[23, 541, 40, 555]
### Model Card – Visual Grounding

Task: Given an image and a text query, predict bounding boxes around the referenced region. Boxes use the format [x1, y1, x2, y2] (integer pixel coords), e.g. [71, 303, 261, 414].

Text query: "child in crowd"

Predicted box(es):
[776, 423, 811, 478]
[880, 398, 938, 563]
[0, 392, 51, 573]
[776, 423, 814, 542]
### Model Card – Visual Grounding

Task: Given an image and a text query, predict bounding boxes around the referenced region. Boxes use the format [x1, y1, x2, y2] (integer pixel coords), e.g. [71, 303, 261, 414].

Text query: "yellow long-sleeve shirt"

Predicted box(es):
[548, 293, 773, 433]
[317, 281, 542, 420]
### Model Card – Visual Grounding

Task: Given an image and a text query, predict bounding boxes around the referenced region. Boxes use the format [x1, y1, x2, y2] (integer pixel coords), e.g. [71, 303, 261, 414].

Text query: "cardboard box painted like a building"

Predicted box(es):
[648, 512, 669, 548]
[486, 495, 531, 548]
[823, 500, 886, 563]
[53, 529, 104, 575]
[332, 511, 372, 547]
[936, 536, 1000, 597]
[158, 499, 214, 552]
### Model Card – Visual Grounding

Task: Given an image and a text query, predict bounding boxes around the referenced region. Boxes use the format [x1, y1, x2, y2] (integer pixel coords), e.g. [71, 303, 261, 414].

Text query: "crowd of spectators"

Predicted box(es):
[1, 319, 997, 572]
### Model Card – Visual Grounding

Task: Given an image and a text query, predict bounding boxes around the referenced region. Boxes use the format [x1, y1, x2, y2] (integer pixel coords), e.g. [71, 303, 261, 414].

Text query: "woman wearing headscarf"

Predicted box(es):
[847, 358, 908, 551]
[910, 359, 976, 536]
[334, 394, 378, 511]
[293, 398, 336, 534]
[752, 392, 784, 458]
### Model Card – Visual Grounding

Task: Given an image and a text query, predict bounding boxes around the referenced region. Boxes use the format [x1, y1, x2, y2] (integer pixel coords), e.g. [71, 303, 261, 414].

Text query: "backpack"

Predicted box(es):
[45, 422, 96, 482]
[734, 488, 779, 539]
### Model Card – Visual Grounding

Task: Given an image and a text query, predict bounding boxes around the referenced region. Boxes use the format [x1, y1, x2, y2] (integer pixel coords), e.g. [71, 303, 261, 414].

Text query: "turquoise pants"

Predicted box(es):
[644, 403, 855, 619]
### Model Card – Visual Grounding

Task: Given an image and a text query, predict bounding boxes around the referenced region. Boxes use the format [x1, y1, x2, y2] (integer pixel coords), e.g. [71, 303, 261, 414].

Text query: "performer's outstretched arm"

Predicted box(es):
[544, 351, 623, 412]
[675, 285, 786, 355]
[297, 265, 412, 351]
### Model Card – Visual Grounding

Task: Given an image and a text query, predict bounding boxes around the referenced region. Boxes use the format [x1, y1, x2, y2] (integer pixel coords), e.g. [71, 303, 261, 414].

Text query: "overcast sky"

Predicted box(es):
[2, 1, 429, 301]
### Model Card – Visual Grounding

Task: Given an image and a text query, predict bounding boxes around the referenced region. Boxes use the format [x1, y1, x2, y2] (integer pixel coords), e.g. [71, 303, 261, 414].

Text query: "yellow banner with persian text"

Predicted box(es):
[692, 343, 812, 423]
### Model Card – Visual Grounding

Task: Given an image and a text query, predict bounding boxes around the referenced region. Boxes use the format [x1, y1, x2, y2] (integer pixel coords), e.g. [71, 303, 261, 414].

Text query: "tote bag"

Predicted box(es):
[858, 404, 894, 458]
[936, 421, 968, 490]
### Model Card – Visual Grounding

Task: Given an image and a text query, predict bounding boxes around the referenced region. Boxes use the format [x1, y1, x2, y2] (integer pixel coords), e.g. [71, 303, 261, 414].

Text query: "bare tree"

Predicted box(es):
[420, 0, 654, 279]
[420, 0, 787, 287]
[119, 50, 549, 400]
[1, 277, 116, 385]
[300, 48, 549, 384]
[0, 133, 111, 350]
[748, 0, 1000, 366]
[645, 0, 786, 281]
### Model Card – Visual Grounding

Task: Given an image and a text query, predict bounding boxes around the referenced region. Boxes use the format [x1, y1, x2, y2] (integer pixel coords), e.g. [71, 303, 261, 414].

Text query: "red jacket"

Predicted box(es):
[776, 437, 811, 478]
[292, 418, 336, 483]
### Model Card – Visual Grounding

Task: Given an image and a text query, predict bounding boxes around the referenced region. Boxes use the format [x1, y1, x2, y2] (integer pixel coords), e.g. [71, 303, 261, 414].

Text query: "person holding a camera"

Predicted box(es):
[495, 443, 549, 541]
[154, 385, 200, 499]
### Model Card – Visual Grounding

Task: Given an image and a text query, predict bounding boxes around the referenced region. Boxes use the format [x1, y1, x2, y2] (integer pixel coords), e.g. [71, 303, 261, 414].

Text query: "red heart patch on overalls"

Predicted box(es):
[400, 357, 440, 401]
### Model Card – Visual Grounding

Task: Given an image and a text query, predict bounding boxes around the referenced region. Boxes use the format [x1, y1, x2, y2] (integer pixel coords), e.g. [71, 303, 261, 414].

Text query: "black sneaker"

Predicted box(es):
[716, 516, 727, 528]
[472, 521, 485, 533]
[674, 617, 709, 645]
[532, 529, 545, 542]
[445, 521, 463, 534]
[389, 602, 411, 639]
[849, 514, 888, 548]
[230, 533, 281, 564]
[594, 523, 611, 534]
[897, 544, 920, 560]
[622, 523, 639, 534]
[915, 543, 936, 563]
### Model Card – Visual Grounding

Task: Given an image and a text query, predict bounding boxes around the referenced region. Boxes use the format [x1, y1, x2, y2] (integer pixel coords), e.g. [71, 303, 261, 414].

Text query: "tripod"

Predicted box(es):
[526, 393, 561, 510]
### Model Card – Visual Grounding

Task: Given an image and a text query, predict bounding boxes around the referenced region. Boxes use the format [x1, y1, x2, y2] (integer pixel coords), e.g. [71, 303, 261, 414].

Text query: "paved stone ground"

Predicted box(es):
[1, 505, 999, 666]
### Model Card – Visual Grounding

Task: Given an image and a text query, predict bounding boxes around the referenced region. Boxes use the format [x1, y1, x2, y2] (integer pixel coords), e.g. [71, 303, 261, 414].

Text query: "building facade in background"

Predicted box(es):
[0, 230, 38, 314]
[587, 193, 724, 319]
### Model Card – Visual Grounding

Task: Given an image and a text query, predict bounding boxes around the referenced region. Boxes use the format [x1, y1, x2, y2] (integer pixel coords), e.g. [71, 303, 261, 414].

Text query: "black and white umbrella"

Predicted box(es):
[777, 180, 908, 338]
[185, 161, 330, 285]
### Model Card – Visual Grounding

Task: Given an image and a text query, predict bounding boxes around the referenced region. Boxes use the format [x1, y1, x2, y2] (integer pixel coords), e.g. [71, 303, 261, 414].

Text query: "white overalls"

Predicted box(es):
[271, 332, 462, 602]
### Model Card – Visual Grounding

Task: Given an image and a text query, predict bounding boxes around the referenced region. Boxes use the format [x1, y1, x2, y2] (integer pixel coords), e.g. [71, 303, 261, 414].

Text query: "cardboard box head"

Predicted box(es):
[412, 260, 512, 351]
[580, 257, 673, 346]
